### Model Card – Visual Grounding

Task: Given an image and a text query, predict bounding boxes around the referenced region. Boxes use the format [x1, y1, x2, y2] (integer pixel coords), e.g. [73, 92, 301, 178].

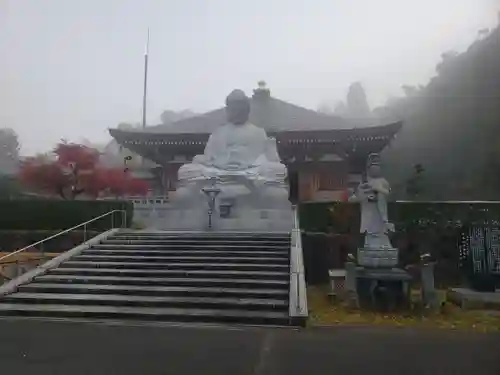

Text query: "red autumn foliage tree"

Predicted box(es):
[19, 142, 150, 199]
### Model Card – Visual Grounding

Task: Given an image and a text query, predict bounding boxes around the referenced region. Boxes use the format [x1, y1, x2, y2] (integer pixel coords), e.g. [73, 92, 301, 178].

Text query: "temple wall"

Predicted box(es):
[297, 161, 348, 202]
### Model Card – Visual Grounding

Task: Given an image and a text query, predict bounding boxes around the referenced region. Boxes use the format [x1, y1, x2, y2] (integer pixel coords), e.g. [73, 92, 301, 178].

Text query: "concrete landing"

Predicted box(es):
[1, 318, 499, 375]
[447, 288, 500, 310]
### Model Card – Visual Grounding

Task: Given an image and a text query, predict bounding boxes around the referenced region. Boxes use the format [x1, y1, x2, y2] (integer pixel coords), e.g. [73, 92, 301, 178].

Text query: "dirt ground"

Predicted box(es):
[308, 285, 500, 332]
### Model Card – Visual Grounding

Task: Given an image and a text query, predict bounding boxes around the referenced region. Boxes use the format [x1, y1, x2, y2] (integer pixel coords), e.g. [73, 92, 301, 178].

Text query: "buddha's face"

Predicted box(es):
[226, 99, 250, 125]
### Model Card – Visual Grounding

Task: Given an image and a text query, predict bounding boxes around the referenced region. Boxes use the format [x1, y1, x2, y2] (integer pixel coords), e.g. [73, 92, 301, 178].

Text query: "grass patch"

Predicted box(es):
[307, 285, 500, 332]
[0, 252, 58, 264]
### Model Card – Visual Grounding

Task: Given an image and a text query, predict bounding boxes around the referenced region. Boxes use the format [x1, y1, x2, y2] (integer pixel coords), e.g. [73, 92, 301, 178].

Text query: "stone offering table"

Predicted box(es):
[355, 268, 412, 311]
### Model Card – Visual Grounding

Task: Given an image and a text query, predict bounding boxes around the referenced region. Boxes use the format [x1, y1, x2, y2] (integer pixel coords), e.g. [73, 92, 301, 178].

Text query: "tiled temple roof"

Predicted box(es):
[110, 88, 399, 137]
[109, 87, 402, 166]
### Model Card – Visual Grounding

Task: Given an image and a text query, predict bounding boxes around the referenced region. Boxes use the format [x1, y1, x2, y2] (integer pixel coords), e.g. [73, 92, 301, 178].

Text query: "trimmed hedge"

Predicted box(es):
[298, 201, 500, 286]
[0, 200, 133, 230]
[0, 230, 101, 253]
[299, 201, 500, 233]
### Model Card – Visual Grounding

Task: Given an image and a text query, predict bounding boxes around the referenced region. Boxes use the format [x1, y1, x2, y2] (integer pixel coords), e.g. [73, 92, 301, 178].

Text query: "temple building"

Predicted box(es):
[109, 83, 402, 202]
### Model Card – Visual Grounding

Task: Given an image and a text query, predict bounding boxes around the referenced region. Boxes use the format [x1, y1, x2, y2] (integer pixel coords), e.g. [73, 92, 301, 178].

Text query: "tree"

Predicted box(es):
[317, 103, 334, 115]
[19, 142, 150, 199]
[435, 50, 459, 75]
[383, 24, 500, 200]
[346, 82, 371, 118]
[0, 128, 20, 174]
[0, 175, 22, 198]
[405, 164, 425, 199]
[160, 109, 197, 125]
[333, 101, 348, 116]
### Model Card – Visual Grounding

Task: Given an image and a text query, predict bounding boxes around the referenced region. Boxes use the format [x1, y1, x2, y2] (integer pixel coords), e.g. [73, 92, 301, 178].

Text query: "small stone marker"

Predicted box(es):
[421, 262, 439, 311]
[344, 262, 359, 308]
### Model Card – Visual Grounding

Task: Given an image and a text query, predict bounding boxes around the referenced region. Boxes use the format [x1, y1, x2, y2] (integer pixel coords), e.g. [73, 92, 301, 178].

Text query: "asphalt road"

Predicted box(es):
[0, 318, 499, 375]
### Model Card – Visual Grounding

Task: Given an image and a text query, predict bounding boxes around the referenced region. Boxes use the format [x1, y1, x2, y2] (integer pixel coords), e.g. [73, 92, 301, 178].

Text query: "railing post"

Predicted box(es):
[40, 241, 45, 260]
[83, 223, 87, 242]
[111, 212, 115, 229]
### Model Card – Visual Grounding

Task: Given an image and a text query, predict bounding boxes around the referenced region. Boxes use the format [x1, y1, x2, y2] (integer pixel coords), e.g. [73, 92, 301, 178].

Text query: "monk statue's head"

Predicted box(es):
[366, 153, 382, 178]
[226, 89, 250, 125]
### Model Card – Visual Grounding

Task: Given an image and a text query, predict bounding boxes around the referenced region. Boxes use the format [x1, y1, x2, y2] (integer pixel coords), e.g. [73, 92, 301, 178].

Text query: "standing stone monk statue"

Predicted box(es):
[351, 153, 395, 249]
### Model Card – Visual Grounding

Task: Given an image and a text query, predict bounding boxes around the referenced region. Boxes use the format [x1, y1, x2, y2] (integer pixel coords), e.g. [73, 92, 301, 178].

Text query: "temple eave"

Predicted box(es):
[109, 121, 402, 145]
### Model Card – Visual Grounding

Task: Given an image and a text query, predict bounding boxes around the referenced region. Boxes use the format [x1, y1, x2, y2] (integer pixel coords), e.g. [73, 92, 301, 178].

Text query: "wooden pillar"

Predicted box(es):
[298, 168, 314, 202]
[160, 167, 168, 195]
[164, 163, 180, 191]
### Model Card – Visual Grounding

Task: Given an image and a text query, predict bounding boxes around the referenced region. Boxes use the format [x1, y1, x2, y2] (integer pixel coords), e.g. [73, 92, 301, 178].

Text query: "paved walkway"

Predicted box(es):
[1, 318, 499, 375]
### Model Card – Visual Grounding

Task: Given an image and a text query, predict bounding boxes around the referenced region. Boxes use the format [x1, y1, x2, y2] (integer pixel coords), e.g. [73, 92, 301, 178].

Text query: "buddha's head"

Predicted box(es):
[225, 89, 250, 125]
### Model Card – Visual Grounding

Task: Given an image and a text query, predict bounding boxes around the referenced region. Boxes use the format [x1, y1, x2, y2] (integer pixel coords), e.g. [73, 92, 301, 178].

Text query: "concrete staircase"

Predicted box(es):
[0, 231, 300, 326]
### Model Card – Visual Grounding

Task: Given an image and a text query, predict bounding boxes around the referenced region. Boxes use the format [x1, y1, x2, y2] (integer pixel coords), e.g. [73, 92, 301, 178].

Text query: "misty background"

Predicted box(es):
[1, 0, 497, 155]
[2, 0, 500, 201]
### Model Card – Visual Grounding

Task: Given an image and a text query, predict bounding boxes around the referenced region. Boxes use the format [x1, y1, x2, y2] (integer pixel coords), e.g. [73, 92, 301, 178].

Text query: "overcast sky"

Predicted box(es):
[1, 0, 498, 155]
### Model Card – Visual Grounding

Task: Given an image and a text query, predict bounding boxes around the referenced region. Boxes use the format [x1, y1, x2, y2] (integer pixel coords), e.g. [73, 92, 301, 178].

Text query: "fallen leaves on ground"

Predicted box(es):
[307, 285, 500, 332]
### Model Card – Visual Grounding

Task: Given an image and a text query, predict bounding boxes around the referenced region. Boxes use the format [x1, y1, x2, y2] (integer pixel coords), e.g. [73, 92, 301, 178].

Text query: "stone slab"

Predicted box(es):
[33, 274, 289, 287]
[19, 283, 289, 297]
[3, 293, 289, 309]
[0, 303, 290, 325]
[447, 287, 500, 310]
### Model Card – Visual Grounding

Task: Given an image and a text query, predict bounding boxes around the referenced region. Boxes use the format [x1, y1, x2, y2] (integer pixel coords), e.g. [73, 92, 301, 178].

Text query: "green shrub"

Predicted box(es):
[299, 201, 500, 286]
[0, 200, 133, 230]
[299, 201, 500, 233]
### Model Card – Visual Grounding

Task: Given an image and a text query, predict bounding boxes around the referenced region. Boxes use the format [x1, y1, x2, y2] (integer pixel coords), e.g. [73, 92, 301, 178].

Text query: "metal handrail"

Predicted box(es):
[290, 205, 307, 318]
[0, 209, 127, 263]
[292, 206, 300, 309]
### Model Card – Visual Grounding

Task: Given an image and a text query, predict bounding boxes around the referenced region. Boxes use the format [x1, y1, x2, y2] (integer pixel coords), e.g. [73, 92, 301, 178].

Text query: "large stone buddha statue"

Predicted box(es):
[173, 89, 289, 210]
[163, 89, 293, 231]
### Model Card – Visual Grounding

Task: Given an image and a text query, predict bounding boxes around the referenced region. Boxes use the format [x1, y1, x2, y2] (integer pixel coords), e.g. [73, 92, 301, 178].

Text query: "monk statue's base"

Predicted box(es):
[357, 247, 399, 268]
[358, 232, 399, 268]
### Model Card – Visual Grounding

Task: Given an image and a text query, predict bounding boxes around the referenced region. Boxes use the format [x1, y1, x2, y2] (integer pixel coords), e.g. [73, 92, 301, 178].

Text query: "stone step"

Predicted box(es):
[91, 244, 290, 251]
[18, 283, 289, 298]
[60, 261, 289, 272]
[2, 293, 289, 311]
[72, 255, 289, 264]
[47, 267, 291, 281]
[37, 273, 290, 286]
[0, 303, 290, 325]
[112, 232, 290, 239]
[107, 235, 290, 244]
[47, 267, 290, 281]
[103, 239, 290, 246]
[82, 249, 289, 257]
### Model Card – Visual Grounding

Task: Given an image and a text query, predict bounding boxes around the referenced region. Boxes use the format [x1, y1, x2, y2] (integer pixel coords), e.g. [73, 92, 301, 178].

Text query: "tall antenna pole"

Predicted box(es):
[142, 28, 150, 129]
